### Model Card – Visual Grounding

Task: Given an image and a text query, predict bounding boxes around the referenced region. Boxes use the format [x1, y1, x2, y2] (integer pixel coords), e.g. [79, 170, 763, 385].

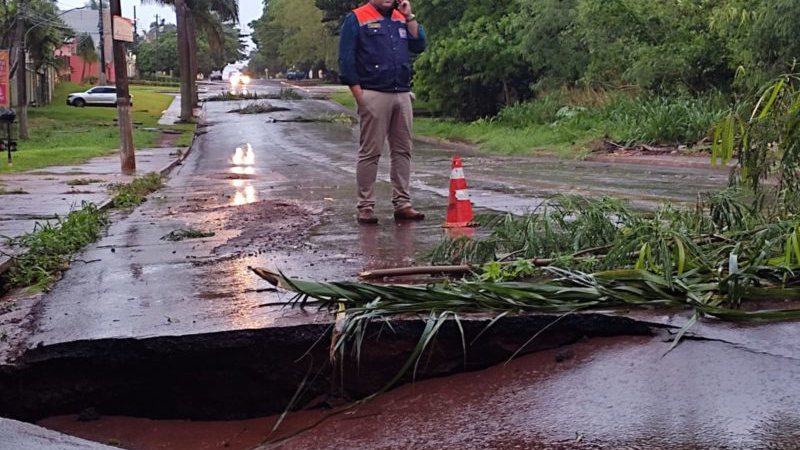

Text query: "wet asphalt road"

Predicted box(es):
[15, 80, 800, 448]
[14, 80, 732, 346]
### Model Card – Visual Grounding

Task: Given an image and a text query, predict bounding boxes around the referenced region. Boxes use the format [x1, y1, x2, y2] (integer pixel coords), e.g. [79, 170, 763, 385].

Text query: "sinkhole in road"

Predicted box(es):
[0, 314, 654, 423]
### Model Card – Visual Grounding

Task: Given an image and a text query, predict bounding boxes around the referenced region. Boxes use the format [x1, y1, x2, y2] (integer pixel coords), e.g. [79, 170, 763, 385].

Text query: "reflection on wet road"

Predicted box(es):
[230, 143, 257, 206]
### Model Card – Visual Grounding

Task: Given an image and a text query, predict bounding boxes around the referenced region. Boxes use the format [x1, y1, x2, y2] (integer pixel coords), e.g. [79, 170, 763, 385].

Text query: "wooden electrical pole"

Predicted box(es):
[110, 0, 135, 174]
[15, 1, 28, 140]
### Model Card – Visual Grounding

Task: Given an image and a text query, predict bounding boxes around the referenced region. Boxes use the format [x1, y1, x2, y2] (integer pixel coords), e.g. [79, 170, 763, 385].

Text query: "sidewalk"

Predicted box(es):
[0, 147, 189, 272]
[0, 418, 117, 450]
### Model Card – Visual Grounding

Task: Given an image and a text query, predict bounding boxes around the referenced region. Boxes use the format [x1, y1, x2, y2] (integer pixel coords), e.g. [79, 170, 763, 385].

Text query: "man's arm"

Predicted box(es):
[338, 13, 364, 104]
[398, 1, 426, 53]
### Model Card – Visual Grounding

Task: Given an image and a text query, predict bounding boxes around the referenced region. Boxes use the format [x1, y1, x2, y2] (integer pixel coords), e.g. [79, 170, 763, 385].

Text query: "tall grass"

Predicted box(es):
[600, 94, 728, 144]
[414, 90, 729, 156]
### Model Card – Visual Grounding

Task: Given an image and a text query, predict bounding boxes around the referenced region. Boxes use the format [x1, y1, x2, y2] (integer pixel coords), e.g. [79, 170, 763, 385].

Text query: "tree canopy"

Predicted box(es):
[248, 0, 337, 75]
[252, 0, 800, 119]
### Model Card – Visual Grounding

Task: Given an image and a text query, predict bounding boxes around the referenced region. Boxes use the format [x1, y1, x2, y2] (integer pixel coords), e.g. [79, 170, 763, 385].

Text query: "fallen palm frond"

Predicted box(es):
[252, 266, 800, 322]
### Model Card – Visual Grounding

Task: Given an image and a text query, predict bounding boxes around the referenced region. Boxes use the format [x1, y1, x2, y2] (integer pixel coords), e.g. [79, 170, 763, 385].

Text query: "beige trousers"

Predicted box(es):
[356, 90, 413, 212]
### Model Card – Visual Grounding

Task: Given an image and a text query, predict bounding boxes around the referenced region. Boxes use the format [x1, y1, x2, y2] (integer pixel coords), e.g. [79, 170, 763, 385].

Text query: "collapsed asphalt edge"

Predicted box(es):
[0, 313, 659, 422]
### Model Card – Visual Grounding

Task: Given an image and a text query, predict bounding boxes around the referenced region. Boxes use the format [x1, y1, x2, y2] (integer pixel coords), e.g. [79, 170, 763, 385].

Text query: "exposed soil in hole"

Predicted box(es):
[0, 314, 655, 424]
[38, 333, 800, 450]
[33, 336, 646, 450]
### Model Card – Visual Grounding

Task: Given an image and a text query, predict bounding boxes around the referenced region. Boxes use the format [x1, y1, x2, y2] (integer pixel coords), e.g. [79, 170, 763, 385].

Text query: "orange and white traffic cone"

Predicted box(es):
[444, 155, 475, 228]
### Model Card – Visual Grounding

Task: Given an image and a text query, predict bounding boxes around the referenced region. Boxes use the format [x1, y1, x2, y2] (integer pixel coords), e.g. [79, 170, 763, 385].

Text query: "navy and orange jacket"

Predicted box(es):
[338, 2, 427, 92]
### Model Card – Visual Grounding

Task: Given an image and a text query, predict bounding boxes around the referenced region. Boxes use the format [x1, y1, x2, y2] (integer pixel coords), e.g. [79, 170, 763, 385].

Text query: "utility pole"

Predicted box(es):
[98, 0, 107, 84]
[110, 0, 135, 174]
[154, 13, 159, 75]
[132, 6, 137, 50]
[15, 0, 27, 140]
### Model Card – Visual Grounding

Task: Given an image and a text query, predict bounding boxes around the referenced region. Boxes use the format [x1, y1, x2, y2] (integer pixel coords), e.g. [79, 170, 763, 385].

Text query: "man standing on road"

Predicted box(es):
[338, 0, 427, 224]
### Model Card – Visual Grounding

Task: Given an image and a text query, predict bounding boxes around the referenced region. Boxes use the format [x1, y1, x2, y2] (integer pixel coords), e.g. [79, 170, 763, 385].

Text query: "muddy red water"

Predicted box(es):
[39, 334, 800, 450]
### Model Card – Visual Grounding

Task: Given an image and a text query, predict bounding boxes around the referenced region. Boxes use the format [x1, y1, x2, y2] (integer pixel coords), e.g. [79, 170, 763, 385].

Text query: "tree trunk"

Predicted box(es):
[175, 0, 193, 122]
[15, 9, 28, 140]
[186, 14, 199, 108]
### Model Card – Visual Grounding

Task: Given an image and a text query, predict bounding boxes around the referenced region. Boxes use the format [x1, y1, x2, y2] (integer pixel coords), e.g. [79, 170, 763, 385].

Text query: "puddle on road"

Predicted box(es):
[230, 144, 258, 206]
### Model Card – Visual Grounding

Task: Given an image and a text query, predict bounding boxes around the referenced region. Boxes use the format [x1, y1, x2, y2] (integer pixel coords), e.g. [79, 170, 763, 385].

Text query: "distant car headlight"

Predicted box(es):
[241, 75, 250, 85]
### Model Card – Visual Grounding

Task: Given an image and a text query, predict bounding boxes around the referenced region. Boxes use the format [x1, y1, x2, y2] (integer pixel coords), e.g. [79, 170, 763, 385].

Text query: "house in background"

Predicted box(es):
[56, 8, 116, 84]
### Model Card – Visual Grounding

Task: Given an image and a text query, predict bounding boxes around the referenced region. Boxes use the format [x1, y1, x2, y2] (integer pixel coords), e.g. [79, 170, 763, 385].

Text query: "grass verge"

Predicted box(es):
[330, 91, 355, 110]
[330, 89, 727, 157]
[4, 202, 108, 291]
[1, 82, 175, 173]
[109, 172, 164, 208]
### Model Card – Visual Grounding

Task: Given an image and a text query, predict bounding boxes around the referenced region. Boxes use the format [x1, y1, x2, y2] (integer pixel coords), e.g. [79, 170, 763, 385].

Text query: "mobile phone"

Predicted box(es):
[393, 0, 401, 9]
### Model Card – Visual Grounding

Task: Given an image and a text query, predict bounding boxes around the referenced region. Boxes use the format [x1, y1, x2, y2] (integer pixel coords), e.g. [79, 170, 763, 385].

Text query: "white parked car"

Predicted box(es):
[67, 86, 132, 107]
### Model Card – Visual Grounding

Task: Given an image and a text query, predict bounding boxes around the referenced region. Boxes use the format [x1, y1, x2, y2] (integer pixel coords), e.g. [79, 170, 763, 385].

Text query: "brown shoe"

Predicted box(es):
[357, 209, 378, 224]
[394, 207, 425, 221]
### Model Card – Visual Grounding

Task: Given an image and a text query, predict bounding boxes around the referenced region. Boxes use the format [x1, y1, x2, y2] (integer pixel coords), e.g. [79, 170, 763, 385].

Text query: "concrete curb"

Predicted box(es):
[0, 109, 205, 279]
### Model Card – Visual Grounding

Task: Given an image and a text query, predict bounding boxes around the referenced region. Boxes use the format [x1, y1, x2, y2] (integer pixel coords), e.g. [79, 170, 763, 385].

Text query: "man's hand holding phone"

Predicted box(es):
[394, 0, 412, 18]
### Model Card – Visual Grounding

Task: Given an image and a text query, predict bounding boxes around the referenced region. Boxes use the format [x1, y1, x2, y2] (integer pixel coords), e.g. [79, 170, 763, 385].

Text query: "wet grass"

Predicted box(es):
[0, 83, 175, 173]
[413, 118, 592, 157]
[330, 91, 355, 109]
[1, 173, 167, 292]
[109, 173, 164, 208]
[169, 122, 197, 148]
[332, 90, 727, 157]
[3, 202, 108, 291]
[279, 88, 303, 100]
[267, 113, 356, 125]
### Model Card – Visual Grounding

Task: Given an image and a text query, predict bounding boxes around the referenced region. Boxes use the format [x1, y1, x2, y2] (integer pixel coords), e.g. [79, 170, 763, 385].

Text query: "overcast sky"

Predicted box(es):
[56, 0, 263, 53]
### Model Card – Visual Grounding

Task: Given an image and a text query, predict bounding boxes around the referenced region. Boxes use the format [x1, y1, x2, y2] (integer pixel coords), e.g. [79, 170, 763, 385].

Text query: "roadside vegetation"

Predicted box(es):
[109, 173, 164, 208]
[2, 173, 167, 292]
[4, 203, 108, 291]
[266, 0, 800, 157]
[2, 83, 179, 173]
